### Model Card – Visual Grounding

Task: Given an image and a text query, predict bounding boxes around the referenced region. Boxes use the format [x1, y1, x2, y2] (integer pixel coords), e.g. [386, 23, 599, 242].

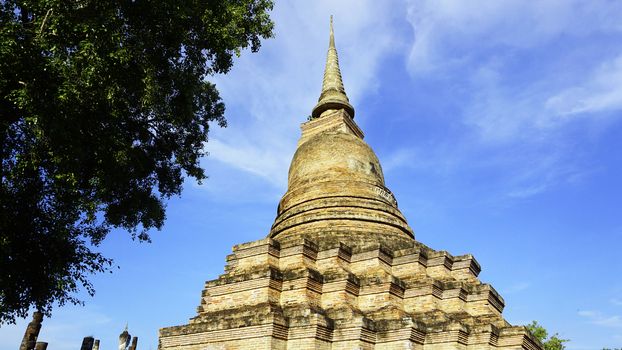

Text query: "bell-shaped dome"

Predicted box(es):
[270, 111, 414, 252]
[288, 131, 384, 190]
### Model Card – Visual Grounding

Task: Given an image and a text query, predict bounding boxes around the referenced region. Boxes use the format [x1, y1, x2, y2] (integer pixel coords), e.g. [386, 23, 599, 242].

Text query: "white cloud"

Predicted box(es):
[612, 298, 622, 307]
[394, 1, 622, 200]
[405, 0, 622, 74]
[502, 145, 589, 198]
[501, 281, 531, 294]
[383, 132, 587, 200]
[506, 185, 547, 199]
[381, 146, 459, 176]
[403, 1, 622, 140]
[459, 55, 622, 144]
[206, 138, 291, 188]
[545, 54, 622, 117]
[579, 310, 622, 328]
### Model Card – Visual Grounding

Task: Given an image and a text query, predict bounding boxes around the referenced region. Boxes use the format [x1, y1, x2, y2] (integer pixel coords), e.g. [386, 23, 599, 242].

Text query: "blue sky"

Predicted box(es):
[2, 1, 622, 349]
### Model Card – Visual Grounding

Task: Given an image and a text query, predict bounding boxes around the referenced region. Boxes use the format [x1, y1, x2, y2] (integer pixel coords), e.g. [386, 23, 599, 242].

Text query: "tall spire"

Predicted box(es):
[311, 16, 355, 119]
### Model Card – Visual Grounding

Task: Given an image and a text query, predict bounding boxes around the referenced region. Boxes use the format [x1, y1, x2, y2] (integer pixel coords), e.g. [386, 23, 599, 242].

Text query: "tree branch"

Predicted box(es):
[37, 9, 53, 37]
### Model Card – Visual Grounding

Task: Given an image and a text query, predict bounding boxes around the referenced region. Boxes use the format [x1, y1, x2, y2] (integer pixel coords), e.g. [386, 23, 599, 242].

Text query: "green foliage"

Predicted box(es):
[526, 321, 569, 350]
[0, 0, 273, 324]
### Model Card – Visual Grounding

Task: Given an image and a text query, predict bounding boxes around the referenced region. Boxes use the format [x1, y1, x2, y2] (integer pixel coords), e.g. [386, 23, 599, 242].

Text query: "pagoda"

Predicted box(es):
[158, 18, 543, 350]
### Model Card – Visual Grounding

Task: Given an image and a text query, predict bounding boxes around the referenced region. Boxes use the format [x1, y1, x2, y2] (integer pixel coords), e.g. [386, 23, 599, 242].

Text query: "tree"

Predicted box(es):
[0, 0, 273, 324]
[526, 321, 569, 350]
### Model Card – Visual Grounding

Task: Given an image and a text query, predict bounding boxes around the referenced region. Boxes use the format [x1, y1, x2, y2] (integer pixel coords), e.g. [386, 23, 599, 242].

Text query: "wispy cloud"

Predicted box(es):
[405, 0, 622, 75]
[545, 54, 622, 118]
[382, 129, 588, 200]
[502, 145, 590, 198]
[206, 138, 291, 188]
[398, 1, 622, 199]
[612, 298, 622, 307]
[456, 51, 622, 145]
[381, 146, 461, 177]
[501, 281, 531, 294]
[506, 185, 548, 199]
[404, 0, 622, 139]
[579, 310, 622, 328]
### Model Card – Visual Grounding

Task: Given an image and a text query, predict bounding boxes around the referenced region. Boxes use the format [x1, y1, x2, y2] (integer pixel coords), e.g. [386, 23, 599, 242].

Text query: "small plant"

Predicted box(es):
[526, 321, 569, 350]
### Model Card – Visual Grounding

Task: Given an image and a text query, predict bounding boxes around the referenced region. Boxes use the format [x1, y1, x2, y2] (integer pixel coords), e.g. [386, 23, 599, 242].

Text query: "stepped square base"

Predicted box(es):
[159, 237, 542, 350]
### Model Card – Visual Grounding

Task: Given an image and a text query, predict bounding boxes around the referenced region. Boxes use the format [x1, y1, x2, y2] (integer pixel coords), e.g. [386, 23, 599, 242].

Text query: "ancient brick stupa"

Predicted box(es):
[159, 18, 543, 350]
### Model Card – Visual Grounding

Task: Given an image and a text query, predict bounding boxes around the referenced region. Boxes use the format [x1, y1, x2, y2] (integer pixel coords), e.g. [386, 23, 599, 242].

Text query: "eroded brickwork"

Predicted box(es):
[159, 238, 541, 349]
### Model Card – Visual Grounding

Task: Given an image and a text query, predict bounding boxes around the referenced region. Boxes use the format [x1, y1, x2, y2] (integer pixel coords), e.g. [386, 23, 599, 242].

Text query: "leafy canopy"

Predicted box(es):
[0, 0, 273, 324]
[526, 321, 569, 350]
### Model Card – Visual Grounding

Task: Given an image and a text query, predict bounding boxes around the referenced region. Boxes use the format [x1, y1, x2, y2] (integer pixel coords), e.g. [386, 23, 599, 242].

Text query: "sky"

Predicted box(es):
[2, 1, 622, 349]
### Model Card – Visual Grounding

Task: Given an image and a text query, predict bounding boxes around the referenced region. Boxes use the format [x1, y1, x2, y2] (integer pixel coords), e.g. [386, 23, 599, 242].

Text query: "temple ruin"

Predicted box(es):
[158, 18, 544, 350]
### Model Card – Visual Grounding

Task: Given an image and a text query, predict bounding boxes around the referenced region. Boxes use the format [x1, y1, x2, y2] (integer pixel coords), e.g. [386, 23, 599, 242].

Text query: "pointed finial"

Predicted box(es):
[311, 16, 355, 119]
[329, 15, 335, 47]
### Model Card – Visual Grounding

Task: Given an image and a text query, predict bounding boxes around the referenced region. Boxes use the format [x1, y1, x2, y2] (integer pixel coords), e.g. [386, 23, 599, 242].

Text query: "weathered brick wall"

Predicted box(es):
[159, 236, 542, 349]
